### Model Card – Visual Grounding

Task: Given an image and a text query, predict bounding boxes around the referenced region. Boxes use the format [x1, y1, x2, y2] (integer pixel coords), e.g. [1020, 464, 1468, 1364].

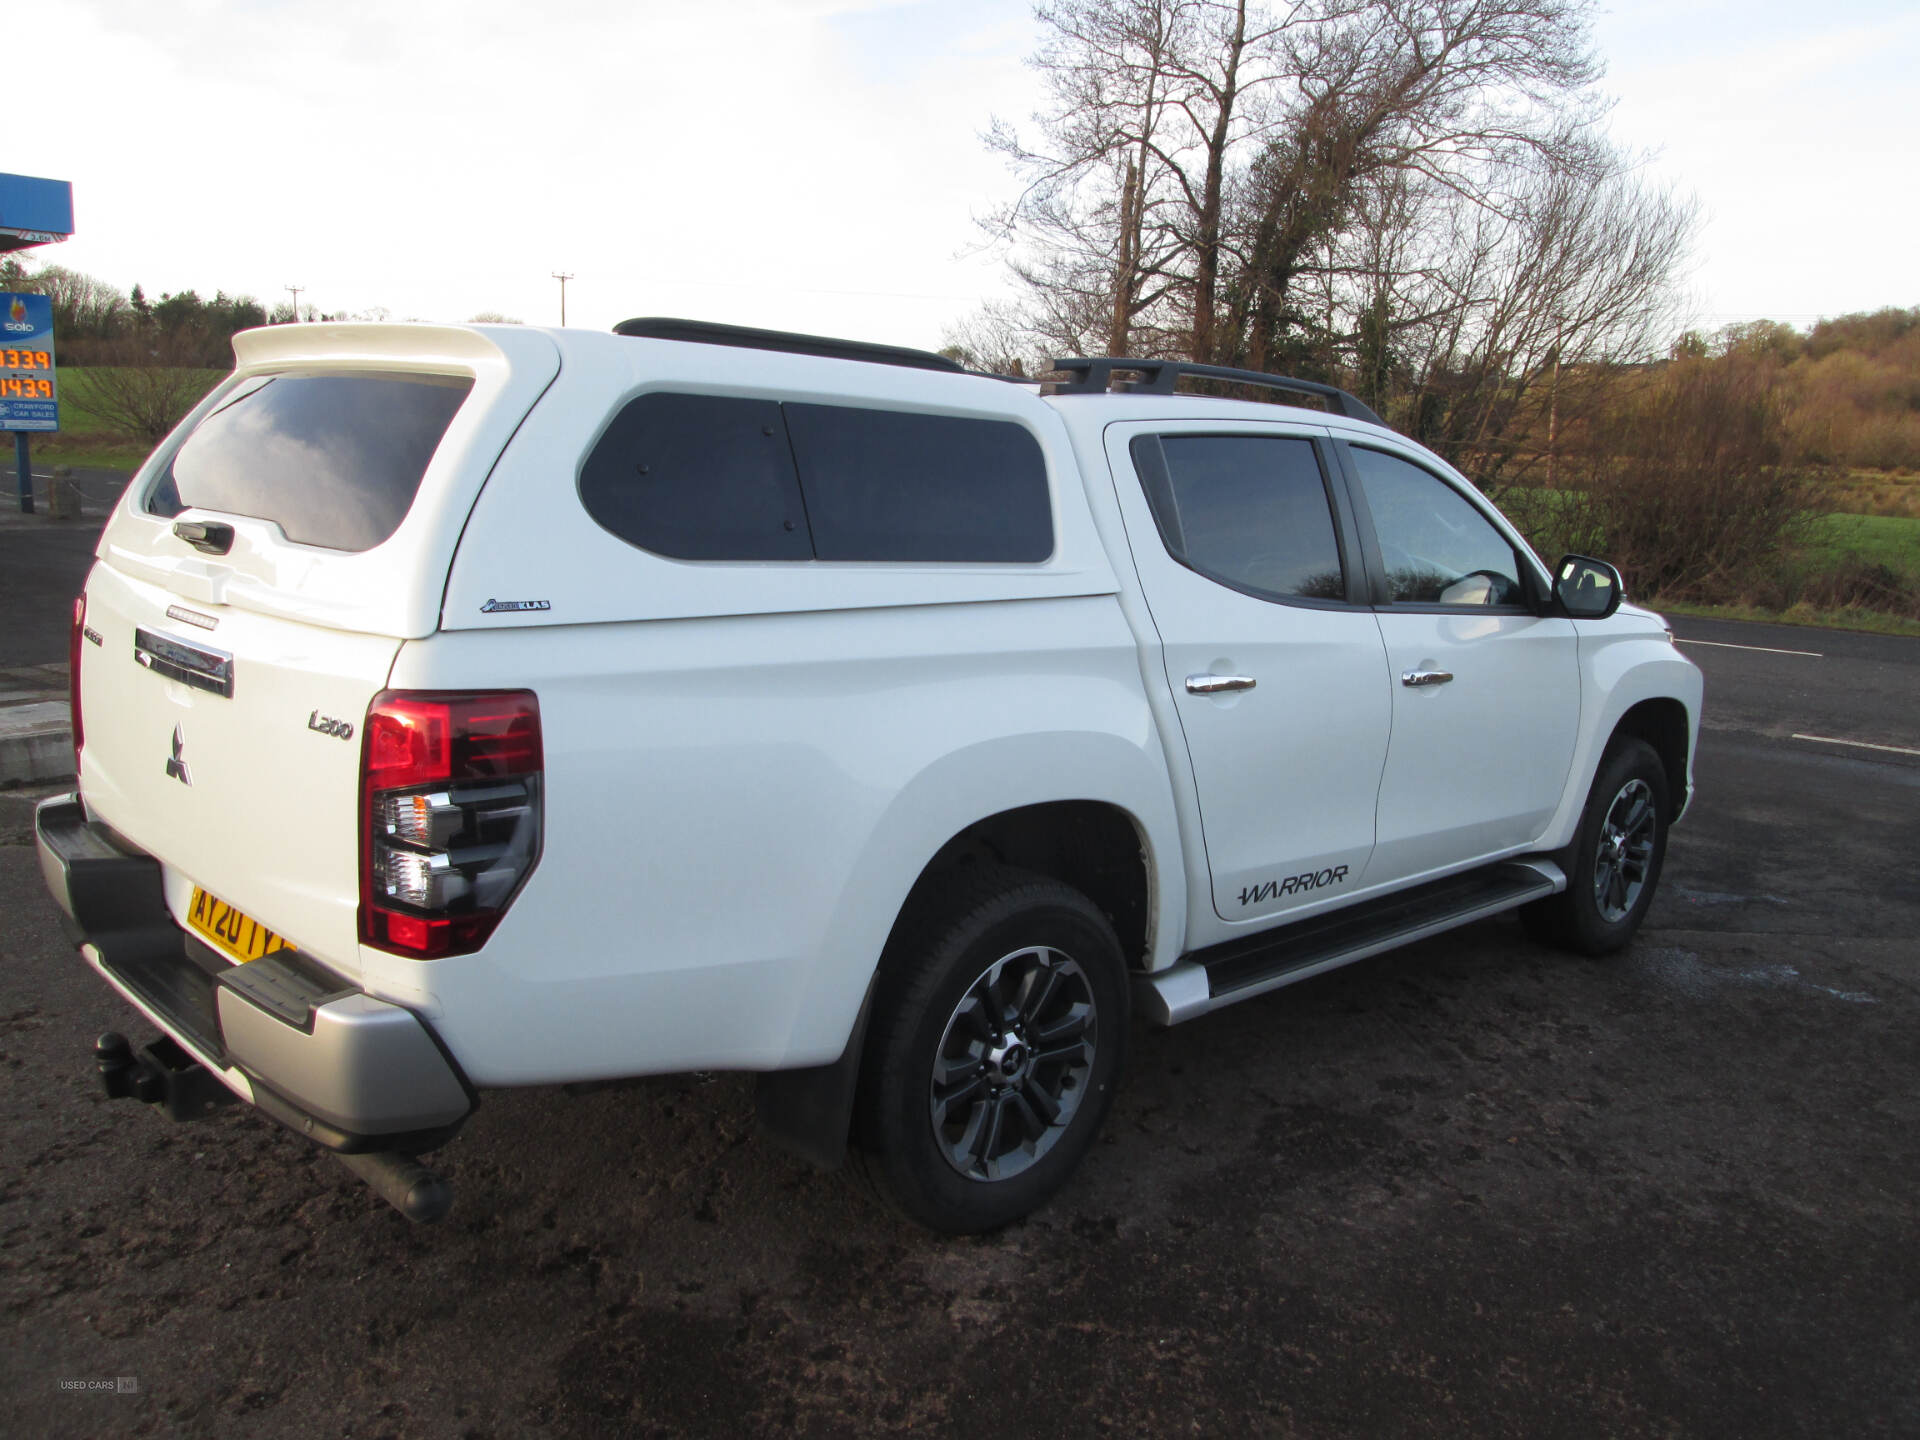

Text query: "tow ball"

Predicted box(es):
[95, 1031, 236, 1123]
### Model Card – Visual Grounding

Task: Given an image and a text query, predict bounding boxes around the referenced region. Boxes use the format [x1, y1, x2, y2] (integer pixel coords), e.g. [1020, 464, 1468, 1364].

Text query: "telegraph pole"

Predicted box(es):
[551, 272, 573, 327]
[285, 284, 304, 322]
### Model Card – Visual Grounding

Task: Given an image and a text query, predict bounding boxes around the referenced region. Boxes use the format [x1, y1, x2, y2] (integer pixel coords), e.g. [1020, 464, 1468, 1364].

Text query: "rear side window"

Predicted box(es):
[1132, 434, 1346, 602]
[578, 393, 812, 560]
[579, 393, 1053, 563]
[783, 404, 1051, 562]
[147, 372, 472, 552]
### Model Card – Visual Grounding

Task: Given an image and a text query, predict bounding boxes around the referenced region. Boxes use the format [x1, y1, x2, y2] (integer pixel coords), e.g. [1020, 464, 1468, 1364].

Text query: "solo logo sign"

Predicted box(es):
[0, 292, 58, 431]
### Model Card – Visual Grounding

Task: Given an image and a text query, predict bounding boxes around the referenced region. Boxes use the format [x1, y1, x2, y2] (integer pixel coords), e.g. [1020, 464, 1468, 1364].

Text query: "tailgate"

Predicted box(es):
[78, 562, 399, 980]
[71, 322, 561, 981]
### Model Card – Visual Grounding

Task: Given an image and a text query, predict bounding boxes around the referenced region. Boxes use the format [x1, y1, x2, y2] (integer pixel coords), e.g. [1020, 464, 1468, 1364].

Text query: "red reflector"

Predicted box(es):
[381, 913, 432, 952]
[69, 593, 85, 777]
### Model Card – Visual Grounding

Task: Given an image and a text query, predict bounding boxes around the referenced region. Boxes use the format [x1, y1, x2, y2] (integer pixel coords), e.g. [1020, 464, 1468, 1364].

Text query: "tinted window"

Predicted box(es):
[1132, 434, 1346, 602]
[1349, 446, 1523, 605]
[579, 393, 813, 561]
[784, 404, 1052, 562]
[148, 372, 472, 552]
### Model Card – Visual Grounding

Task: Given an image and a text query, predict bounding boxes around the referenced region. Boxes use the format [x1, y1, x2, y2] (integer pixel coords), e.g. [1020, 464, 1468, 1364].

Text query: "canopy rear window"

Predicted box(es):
[147, 372, 473, 552]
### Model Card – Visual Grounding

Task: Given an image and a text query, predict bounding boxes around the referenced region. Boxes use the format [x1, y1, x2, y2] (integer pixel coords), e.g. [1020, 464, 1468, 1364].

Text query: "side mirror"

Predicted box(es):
[1556, 554, 1623, 619]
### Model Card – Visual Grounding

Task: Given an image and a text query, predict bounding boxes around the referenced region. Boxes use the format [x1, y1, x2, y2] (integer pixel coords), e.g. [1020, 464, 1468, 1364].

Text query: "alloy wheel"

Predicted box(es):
[928, 945, 1097, 1182]
[1593, 777, 1657, 923]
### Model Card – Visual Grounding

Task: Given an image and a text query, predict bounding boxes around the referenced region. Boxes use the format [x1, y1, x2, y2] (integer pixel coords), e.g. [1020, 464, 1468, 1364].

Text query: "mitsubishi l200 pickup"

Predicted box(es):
[39, 318, 1701, 1232]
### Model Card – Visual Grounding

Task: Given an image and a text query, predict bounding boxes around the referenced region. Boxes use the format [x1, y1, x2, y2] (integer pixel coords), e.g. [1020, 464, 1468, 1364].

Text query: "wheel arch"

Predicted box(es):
[1612, 696, 1692, 821]
[1540, 638, 1702, 851]
[756, 736, 1179, 1172]
[901, 800, 1153, 969]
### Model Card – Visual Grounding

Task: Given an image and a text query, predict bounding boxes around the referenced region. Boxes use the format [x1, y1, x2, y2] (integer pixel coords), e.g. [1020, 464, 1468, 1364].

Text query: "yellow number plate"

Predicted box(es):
[186, 887, 292, 964]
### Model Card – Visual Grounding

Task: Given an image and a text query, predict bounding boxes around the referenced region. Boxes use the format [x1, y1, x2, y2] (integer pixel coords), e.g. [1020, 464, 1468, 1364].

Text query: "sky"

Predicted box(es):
[11, 0, 1918, 349]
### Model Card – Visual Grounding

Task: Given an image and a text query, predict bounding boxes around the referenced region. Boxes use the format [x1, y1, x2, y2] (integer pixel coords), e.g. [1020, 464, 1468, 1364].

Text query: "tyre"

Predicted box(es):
[1522, 736, 1670, 955]
[853, 865, 1128, 1234]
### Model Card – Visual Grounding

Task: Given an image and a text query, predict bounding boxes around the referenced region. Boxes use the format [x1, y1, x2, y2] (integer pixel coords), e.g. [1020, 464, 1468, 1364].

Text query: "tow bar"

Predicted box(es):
[92, 1031, 454, 1224]
[95, 1031, 235, 1122]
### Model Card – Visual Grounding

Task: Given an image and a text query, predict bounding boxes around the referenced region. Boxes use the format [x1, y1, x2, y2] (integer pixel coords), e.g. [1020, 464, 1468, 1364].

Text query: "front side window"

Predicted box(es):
[1131, 434, 1346, 602]
[1348, 446, 1524, 606]
[148, 372, 473, 552]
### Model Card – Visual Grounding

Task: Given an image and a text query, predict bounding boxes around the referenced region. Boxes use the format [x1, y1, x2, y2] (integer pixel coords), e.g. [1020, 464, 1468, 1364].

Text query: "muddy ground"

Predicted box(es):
[2, 584, 1914, 1437]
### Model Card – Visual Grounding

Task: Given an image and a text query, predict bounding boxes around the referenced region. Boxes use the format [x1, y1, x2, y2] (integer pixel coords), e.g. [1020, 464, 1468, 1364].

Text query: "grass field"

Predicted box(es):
[1807, 510, 1920, 572]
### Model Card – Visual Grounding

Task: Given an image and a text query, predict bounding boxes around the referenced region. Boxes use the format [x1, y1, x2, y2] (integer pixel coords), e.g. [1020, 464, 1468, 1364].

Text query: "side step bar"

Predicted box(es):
[1138, 859, 1564, 1026]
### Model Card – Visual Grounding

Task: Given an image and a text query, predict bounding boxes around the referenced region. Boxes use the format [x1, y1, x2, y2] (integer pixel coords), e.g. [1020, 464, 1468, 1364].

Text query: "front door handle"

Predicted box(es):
[1186, 673, 1257, 695]
[1401, 669, 1454, 687]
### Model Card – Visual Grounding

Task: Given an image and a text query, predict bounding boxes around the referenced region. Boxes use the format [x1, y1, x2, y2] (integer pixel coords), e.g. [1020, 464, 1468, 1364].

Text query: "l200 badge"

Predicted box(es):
[307, 710, 354, 740]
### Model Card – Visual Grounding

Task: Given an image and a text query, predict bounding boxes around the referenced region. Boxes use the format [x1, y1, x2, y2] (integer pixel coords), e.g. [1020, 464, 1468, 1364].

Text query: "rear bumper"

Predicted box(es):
[36, 793, 474, 1152]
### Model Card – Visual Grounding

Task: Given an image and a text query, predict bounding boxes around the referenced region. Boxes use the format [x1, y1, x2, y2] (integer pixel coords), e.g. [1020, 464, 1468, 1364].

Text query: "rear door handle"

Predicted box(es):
[1401, 669, 1454, 687]
[1186, 673, 1257, 695]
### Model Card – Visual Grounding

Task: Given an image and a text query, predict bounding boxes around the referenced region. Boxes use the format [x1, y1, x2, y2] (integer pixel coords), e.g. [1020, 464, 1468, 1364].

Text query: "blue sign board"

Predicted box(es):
[0, 292, 59, 431]
[0, 173, 75, 249]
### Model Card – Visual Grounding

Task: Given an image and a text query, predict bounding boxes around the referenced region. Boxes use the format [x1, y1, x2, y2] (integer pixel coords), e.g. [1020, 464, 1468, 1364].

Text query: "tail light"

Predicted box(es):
[359, 690, 542, 958]
[69, 594, 85, 777]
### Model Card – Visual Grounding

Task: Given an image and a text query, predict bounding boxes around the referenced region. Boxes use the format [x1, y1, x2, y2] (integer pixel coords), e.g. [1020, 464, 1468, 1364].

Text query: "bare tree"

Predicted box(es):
[941, 300, 1047, 376]
[984, 0, 1186, 356]
[1215, 0, 1607, 368]
[983, 1, 1313, 358]
[85, 335, 225, 443]
[960, 0, 1692, 474]
[1384, 143, 1696, 478]
[19, 263, 131, 339]
[984, 0, 1594, 359]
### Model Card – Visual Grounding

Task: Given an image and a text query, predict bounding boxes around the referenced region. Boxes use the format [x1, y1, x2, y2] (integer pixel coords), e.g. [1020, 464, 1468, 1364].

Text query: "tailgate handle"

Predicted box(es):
[133, 627, 234, 698]
[173, 520, 234, 555]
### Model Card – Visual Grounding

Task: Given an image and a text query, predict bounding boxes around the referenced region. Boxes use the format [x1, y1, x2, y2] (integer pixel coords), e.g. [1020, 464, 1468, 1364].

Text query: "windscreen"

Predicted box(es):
[147, 372, 473, 552]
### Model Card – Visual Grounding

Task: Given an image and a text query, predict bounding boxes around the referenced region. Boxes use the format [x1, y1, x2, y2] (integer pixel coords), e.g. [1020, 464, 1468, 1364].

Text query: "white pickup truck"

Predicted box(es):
[37, 319, 1701, 1232]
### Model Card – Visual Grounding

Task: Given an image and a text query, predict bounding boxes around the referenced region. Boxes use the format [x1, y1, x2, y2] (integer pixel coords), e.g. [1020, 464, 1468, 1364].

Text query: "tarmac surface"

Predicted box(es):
[0, 479, 114, 670]
[1, 506, 1915, 1437]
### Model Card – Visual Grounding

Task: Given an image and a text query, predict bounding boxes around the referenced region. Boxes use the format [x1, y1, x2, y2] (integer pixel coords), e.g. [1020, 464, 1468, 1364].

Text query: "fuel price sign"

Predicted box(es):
[0, 292, 58, 430]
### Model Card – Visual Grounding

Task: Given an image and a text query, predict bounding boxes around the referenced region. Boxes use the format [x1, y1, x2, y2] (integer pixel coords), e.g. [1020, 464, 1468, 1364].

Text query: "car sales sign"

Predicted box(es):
[0, 292, 58, 431]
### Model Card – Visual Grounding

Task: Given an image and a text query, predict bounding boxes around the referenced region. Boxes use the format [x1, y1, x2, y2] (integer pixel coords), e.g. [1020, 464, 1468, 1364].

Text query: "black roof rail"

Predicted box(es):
[614, 317, 965, 375]
[1043, 357, 1385, 427]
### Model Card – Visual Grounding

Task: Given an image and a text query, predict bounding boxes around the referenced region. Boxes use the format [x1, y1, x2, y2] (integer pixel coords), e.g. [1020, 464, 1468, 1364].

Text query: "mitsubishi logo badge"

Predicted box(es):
[165, 725, 192, 786]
